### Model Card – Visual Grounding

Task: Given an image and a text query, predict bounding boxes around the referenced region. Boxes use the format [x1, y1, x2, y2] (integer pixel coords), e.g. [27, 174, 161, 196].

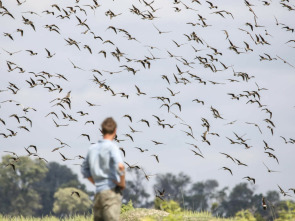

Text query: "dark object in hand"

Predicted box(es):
[114, 186, 122, 195]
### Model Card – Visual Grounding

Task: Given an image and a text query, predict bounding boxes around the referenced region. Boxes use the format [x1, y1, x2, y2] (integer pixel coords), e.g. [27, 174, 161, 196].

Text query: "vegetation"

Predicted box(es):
[52, 187, 92, 216]
[1, 155, 294, 220]
[0, 202, 295, 220]
[0, 155, 48, 216]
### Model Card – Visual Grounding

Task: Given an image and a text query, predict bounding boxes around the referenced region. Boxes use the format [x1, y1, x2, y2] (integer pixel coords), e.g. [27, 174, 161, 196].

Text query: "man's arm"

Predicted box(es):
[114, 163, 125, 189]
[87, 176, 95, 185]
[81, 154, 95, 185]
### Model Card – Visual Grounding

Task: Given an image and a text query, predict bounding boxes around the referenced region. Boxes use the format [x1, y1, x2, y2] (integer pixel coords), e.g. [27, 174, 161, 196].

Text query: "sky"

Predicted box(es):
[0, 0, 295, 201]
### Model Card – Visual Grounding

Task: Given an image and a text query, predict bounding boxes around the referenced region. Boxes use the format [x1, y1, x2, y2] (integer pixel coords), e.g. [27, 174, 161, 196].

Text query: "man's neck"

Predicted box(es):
[103, 134, 114, 141]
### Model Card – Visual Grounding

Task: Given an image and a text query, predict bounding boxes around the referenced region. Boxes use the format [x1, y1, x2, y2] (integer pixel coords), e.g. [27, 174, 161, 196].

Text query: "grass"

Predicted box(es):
[0, 210, 235, 221]
[0, 215, 91, 221]
[123, 209, 235, 221]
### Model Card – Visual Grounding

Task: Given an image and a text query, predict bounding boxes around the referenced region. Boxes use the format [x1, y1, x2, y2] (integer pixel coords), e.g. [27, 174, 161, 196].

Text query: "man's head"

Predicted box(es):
[101, 117, 117, 139]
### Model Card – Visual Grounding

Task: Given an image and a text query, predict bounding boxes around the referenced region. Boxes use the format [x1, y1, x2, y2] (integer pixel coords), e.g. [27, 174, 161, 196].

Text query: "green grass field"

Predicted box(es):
[0, 209, 235, 221]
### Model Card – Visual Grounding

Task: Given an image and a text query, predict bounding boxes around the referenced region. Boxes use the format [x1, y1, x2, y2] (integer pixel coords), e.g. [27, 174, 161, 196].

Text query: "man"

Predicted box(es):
[81, 117, 125, 221]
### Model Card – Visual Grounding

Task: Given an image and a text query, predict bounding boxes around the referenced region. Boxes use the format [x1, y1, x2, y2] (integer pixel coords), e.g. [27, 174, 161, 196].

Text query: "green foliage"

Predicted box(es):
[185, 179, 219, 211]
[121, 200, 135, 213]
[123, 170, 151, 208]
[219, 183, 254, 217]
[52, 187, 92, 216]
[0, 155, 48, 216]
[275, 200, 295, 221]
[153, 172, 191, 205]
[162, 213, 184, 221]
[33, 162, 90, 216]
[234, 209, 256, 221]
[0, 214, 93, 221]
[254, 213, 265, 221]
[155, 199, 182, 213]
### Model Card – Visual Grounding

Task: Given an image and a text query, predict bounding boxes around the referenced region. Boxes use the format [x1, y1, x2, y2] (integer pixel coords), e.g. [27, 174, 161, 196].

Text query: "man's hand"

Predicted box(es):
[87, 176, 95, 185]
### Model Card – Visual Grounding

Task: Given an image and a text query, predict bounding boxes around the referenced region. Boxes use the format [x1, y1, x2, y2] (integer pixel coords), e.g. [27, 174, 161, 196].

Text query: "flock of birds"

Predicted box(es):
[0, 0, 295, 208]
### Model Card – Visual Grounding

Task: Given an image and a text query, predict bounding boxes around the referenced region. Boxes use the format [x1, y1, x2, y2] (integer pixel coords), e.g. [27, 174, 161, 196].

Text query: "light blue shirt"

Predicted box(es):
[81, 139, 123, 193]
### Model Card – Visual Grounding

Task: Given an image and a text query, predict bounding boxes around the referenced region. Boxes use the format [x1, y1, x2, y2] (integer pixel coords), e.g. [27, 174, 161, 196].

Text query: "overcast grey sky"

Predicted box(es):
[0, 0, 295, 199]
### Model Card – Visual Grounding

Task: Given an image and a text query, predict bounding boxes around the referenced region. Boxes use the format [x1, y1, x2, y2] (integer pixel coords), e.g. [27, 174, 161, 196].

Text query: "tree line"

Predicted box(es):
[0, 155, 294, 220]
[123, 170, 294, 220]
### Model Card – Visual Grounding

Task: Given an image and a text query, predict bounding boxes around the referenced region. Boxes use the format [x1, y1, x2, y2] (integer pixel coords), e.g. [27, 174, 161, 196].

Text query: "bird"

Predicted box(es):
[171, 102, 181, 111]
[220, 167, 233, 175]
[220, 152, 235, 163]
[152, 24, 171, 34]
[55, 138, 71, 147]
[86, 101, 100, 107]
[45, 48, 55, 58]
[263, 140, 274, 151]
[262, 197, 267, 210]
[59, 152, 73, 161]
[235, 158, 248, 166]
[52, 146, 65, 152]
[289, 188, 295, 194]
[123, 115, 132, 122]
[119, 147, 126, 157]
[245, 122, 262, 134]
[124, 134, 134, 142]
[52, 119, 69, 127]
[4, 32, 14, 40]
[191, 149, 204, 158]
[2, 48, 22, 56]
[129, 126, 141, 133]
[264, 152, 279, 164]
[138, 119, 150, 127]
[157, 188, 166, 197]
[124, 161, 140, 170]
[134, 147, 148, 152]
[71, 191, 80, 197]
[151, 154, 159, 163]
[6, 163, 16, 171]
[151, 140, 164, 145]
[277, 185, 291, 197]
[167, 87, 180, 96]
[135, 85, 146, 96]
[68, 59, 85, 71]
[263, 162, 279, 173]
[80, 134, 91, 141]
[26, 50, 37, 56]
[243, 176, 255, 184]
[142, 169, 156, 181]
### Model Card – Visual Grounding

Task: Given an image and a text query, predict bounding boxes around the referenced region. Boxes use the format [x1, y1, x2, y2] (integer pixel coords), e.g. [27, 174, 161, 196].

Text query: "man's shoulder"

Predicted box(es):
[88, 140, 117, 150]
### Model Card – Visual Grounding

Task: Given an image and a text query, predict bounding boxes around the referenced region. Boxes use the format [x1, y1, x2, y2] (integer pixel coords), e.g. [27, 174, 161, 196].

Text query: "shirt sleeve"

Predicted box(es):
[81, 153, 91, 178]
[110, 144, 124, 179]
[110, 144, 124, 165]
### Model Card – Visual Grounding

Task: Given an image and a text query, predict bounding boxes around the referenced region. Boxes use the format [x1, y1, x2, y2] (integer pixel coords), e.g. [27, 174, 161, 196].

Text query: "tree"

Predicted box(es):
[220, 183, 254, 217]
[211, 186, 229, 216]
[33, 162, 91, 216]
[235, 209, 256, 221]
[122, 169, 151, 208]
[0, 155, 48, 216]
[155, 199, 181, 213]
[53, 187, 92, 216]
[185, 179, 219, 211]
[153, 172, 191, 207]
[275, 200, 295, 221]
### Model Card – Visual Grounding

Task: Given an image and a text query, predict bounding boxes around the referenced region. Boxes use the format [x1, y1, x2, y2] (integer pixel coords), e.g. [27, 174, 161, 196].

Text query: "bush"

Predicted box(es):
[162, 213, 184, 221]
[275, 200, 295, 221]
[155, 199, 181, 214]
[121, 200, 134, 213]
[52, 187, 92, 216]
[235, 209, 256, 221]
